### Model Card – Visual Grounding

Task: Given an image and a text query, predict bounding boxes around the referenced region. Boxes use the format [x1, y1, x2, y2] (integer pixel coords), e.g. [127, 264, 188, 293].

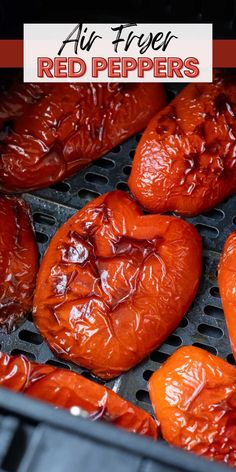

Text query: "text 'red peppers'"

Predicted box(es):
[129, 74, 236, 216]
[149, 346, 236, 467]
[33, 190, 202, 379]
[0, 196, 38, 332]
[0, 351, 157, 438]
[219, 231, 236, 360]
[0, 83, 166, 192]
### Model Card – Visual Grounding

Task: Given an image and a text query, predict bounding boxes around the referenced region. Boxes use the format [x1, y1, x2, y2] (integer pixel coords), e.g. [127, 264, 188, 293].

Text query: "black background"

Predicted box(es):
[1, 0, 236, 39]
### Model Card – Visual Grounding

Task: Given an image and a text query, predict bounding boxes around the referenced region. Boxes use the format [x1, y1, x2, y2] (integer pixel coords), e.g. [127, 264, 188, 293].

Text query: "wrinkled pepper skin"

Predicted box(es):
[33, 190, 202, 379]
[218, 232, 236, 360]
[149, 346, 236, 467]
[0, 351, 158, 438]
[0, 196, 38, 332]
[129, 75, 236, 216]
[0, 83, 166, 192]
[0, 83, 52, 129]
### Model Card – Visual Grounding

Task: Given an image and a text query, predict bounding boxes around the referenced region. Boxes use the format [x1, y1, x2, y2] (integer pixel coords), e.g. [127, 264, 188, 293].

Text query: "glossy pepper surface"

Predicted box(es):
[149, 346, 236, 466]
[129, 74, 236, 216]
[0, 82, 52, 129]
[218, 231, 236, 360]
[33, 190, 202, 379]
[0, 351, 158, 438]
[0, 196, 38, 332]
[0, 83, 166, 192]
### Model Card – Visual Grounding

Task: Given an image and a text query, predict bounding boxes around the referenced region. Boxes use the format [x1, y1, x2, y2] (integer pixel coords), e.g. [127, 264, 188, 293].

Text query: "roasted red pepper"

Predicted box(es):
[0, 82, 52, 129]
[0, 196, 38, 332]
[0, 351, 157, 438]
[33, 190, 202, 379]
[149, 346, 236, 467]
[129, 74, 236, 216]
[218, 231, 236, 360]
[0, 83, 166, 192]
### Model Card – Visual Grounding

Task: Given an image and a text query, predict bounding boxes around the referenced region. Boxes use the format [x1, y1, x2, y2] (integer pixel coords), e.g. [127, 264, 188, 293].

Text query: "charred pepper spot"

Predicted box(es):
[155, 124, 168, 134]
[205, 140, 221, 155]
[195, 122, 205, 140]
[155, 107, 181, 137]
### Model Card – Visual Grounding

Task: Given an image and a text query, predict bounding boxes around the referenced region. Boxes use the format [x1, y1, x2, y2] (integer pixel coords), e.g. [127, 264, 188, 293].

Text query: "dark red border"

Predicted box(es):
[0, 40, 235, 68]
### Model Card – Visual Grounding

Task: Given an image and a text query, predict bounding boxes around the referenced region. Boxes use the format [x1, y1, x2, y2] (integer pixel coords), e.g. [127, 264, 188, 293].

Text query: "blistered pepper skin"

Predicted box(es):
[33, 190, 202, 379]
[149, 346, 236, 467]
[129, 75, 236, 216]
[0, 83, 166, 192]
[0, 196, 38, 332]
[218, 232, 236, 360]
[0, 351, 157, 438]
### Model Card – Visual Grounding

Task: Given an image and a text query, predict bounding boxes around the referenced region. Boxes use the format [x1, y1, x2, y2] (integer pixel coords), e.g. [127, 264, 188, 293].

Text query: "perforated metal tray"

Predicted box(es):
[0, 84, 234, 418]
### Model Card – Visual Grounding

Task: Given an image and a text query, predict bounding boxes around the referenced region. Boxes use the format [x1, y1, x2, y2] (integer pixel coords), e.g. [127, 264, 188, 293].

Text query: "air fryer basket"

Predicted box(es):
[0, 0, 235, 468]
[0, 83, 233, 420]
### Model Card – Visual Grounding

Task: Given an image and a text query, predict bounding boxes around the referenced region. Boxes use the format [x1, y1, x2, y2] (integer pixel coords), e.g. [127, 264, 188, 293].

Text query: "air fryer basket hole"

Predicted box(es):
[150, 351, 170, 363]
[195, 223, 219, 239]
[227, 353, 236, 365]
[46, 359, 71, 370]
[116, 181, 129, 191]
[165, 334, 182, 347]
[198, 324, 223, 339]
[33, 212, 56, 227]
[49, 182, 70, 192]
[78, 188, 100, 202]
[203, 208, 225, 221]
[18, 330, 43, 345]
[136, 390, 151, 404]
[143, 370, 154, 381]
[35, 231, 49, 244]
[209, 286, 220, 298]
[95, 158, 115, 169]
[192, 342, 218, 355]
[203, 305, 224, 320]
[11, 349, 36, 361]
[122, 165, 132, 176]
[85, 172, 109, 185]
